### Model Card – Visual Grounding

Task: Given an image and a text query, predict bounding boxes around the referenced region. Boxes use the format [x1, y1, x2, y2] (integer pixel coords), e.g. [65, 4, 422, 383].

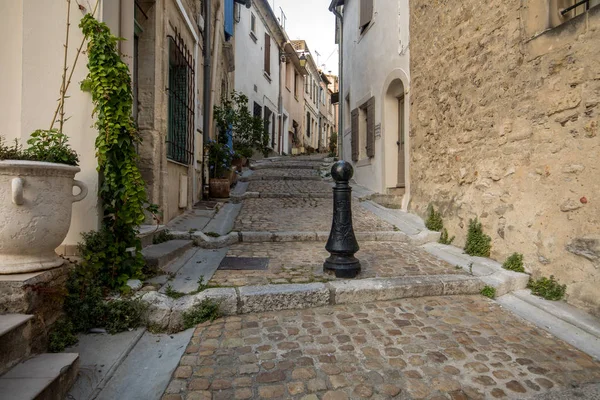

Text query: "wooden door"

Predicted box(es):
[397, 96, 406, 187]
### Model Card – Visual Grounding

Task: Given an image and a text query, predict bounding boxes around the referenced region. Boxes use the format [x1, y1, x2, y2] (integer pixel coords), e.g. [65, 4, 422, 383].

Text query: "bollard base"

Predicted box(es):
[323, 254, 361, 279]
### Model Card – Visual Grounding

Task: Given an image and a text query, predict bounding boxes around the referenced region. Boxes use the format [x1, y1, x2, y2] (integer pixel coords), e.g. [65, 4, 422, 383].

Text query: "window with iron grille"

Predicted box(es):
[166, 30, 195, 165]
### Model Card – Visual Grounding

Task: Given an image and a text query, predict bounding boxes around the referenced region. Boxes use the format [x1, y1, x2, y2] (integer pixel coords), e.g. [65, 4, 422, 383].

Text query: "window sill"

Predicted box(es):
[355, 158, 372, 168]
[286, 86, 291, 93]
[264, 72, 272, 83]
[250, 31, 257, 43]
[167, 158, 191, 168]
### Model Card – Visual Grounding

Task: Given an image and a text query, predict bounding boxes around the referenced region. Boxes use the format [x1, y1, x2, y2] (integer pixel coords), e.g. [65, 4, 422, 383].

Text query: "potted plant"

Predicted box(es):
[0, 1, 90, 274]
[207, 140, 233, 198]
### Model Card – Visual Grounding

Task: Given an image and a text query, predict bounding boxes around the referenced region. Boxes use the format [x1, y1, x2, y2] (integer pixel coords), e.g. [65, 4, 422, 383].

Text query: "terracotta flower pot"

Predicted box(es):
[209, 178, 230, 198]
[0, 160, 88, 274]
[232, 157, 246, 172]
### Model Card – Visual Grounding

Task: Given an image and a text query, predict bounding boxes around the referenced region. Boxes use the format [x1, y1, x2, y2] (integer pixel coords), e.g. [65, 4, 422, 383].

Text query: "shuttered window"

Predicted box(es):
[264, 33, 271, 75]
[360, 0, 373, 30]
[351, 108, 359, 162]
[366, 97, 375, 158]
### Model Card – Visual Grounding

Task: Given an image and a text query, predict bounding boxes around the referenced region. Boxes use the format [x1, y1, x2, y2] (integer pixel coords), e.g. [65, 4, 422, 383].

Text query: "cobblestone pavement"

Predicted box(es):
[248, 168, 321, 179]
[234, 198, 394, 232]
[163, 295, 600, 400]
[247, 181, 333, 195]
[209, 241, 461, 287]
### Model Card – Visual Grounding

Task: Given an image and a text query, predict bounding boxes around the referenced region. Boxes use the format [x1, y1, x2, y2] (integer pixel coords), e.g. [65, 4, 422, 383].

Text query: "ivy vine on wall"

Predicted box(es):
[79, 15, 150, 288]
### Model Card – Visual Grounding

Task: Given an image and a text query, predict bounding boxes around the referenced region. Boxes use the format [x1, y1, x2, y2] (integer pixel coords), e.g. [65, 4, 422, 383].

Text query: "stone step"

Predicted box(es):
[497, 293, 600, 360]
[137, 225, 167, 248]
[141, 240, 194, 271]
[0, 353, 79, 400]
[0, 314, 34, 375]
[159, 248, 228, 294]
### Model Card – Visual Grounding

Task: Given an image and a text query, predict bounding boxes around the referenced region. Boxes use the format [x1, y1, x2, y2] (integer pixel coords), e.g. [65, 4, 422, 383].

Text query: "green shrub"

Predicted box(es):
[480, 286, 496, 299]
[464, 218, 492, 257]
[183, 299, 222, 329]
[439, 228, 455, 245]
[503, 253, 525, 273]
[153, 229, 174, 245]
[103, 299, 147, 334]
[425, 205, 444, 232]
[48, 319, 79, 353]
[528, 275, 566, 301]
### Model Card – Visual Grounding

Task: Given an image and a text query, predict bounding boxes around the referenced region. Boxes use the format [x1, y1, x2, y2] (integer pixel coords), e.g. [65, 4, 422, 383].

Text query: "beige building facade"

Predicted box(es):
[409, 1, 600, 315]
[0, 0, 232, 251]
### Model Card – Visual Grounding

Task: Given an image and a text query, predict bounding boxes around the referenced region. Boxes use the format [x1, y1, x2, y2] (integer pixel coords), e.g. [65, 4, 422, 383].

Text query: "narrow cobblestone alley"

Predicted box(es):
[161, 156, 600, 400]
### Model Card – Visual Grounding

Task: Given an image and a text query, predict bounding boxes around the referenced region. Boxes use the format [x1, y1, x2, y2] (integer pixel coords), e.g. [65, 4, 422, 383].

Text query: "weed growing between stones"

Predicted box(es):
[425, 205, 443, 232]
[48, 319, 78, 353]
[528, 275, 566, 301]
[425, 205, 455, 245]
[205, 232, 221, 238]
[480, 286, 496, 299]
[464, 218, 492, 257]
[503, 252, 525, 273]
[439, 228, 455, 245]
[165, 285, 186, 299]
[183, 299, 222, 329]
[153, 229, 175, 245]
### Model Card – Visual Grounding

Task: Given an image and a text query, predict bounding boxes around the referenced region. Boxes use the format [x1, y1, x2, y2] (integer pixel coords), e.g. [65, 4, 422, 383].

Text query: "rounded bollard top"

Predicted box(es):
[331, 160, 354, 182]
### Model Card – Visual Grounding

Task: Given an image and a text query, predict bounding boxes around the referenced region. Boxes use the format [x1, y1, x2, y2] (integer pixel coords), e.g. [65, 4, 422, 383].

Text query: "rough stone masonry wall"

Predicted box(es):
[409, 1, 600, 315]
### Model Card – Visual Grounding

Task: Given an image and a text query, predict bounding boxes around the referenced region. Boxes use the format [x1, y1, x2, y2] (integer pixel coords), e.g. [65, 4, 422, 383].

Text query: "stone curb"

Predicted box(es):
[250, 163, 322, 170]
[231, 192, 331, 203]
[421, 242, 530, 297]
[170, 230, 415, 248]
[239, 175, 322, 182]
[140, 275, 484, 333]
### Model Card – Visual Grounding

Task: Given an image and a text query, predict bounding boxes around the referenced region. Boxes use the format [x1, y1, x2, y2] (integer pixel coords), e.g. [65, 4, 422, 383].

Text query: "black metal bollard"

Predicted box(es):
[323, 160, 361, 278]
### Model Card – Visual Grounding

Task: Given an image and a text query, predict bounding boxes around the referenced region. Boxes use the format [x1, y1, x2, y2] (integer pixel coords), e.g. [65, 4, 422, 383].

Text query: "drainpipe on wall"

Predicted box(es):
[278, 52, 284, 155]
[329, 2, 343, 159]
[202, 0, 212, 198]
[209, 1, 222, 145]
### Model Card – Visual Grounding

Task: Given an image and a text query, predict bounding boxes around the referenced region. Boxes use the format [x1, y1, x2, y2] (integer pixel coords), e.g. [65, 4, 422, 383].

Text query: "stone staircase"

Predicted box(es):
[0, 313, 79, 400]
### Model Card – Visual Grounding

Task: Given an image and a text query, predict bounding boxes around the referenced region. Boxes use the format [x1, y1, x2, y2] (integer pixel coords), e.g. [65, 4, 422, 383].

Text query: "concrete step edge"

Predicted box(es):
[0, 314, 33, 337]
[496, 294, 600, 361]
[141, 240, 195, 269]
[140, 274, 484, 333]
[0, 353, 80, 400]
[511, 289, 600, 339]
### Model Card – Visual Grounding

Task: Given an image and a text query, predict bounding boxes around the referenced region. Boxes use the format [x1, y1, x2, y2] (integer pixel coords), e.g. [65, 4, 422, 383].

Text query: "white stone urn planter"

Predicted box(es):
[0, 160, 88, 274]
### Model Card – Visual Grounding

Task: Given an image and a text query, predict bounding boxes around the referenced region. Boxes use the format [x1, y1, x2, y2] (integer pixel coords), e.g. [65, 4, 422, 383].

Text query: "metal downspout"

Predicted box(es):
[202, 0, 212, 197]
[330, 5, 343, 158]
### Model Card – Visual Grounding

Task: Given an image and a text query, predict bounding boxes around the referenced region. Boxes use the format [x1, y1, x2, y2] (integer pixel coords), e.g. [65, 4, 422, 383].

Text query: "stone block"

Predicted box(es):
[440, 275, 485, 295]
[168, 288, 238, 332]
[142, 240, 194, 270]
[240, 232, 276, 243]
[141, 292, 173, 331]
[239, 283, 330, 314]
[329, 276, 444, 305]
[375, 231, 409, 242]
[272, 232, 318, 242]
[194, 232, 239, 249]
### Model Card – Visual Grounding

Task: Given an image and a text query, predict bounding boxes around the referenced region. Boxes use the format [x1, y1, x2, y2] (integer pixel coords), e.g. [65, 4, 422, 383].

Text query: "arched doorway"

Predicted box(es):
[384, 78, 406, 188]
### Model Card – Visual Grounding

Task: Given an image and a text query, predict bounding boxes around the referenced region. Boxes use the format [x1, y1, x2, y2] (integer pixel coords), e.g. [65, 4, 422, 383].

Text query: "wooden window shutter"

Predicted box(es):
[360, 0, 373, 29]
[264, 33, 271, 75]
[366, 97, 375, 158]
[351, 108, 359, 162]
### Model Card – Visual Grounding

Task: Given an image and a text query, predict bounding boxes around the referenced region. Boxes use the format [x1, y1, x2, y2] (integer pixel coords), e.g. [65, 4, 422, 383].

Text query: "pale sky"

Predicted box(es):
[268, 0, 339, 75]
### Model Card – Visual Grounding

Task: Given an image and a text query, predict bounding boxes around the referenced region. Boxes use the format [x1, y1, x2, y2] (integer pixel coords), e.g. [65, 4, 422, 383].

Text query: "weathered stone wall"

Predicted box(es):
[409, 1, 600, 315]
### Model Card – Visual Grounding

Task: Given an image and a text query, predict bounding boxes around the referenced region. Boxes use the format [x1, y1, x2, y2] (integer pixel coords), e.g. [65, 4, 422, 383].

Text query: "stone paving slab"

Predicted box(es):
[247, 180, 333, 195]
[241, 168, 321, 181]
[208, 241, 463, 288]
[234, 198, 395, 233]
[163, 295, 600, 400]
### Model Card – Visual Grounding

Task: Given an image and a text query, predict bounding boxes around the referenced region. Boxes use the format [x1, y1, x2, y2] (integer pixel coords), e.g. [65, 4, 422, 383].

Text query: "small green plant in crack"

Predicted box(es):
[425, 204, 444, 232]
[528, 275, 566, 301]
[464, 218, 492, 257]
[469, 262, 474, 276]
[393, 225, 400, 232]
[164, 284, 186, 299]
[183, 298, 222, 329]
[480, 285, 496, 299]
[205, 232, 221, 238]
[503, 252, 525, 273]
[153, 229, 175, 245]
[48, 319, 79, 353]
[439, 228, 455, 245]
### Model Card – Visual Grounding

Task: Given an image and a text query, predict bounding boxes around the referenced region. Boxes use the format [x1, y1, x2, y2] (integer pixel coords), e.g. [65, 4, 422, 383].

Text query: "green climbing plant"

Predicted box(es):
[79, 15, 150, 288]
